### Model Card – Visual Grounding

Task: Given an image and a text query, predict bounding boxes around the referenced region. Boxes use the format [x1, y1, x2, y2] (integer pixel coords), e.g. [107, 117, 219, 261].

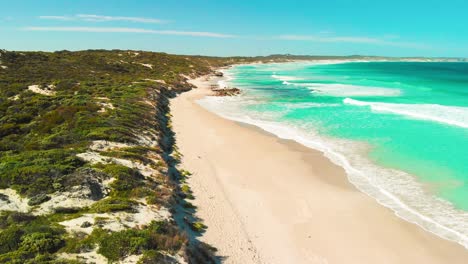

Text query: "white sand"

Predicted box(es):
[58, 250, 108, 264]
[170, 75, 468, 264]
[143, 79, 166, 84]
[28, 84, 56, 96]
[60, 204, 170, 234]
[136, 63, 153, 69]
[0, 189, 30, 212]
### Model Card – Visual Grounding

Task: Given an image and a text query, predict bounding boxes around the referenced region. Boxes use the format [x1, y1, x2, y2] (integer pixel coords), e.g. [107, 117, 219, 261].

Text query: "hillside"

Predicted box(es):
[0, 49, 234, 263]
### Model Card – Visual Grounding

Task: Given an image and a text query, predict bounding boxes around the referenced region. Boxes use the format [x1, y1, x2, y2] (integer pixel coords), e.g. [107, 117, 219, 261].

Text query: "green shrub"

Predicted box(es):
[138, 250, 175, 264]
[3, 212, 36, 226]
[103, 164, 144, 195]
[0, 226, 24, 254]
[19, 232, 64, 254]
[100, 146, 159, 165]
[98, 229, 147, 262]
[180, 184, 194, 199]
[94, 221, 187, 262]
[190, 222, 207, 232]
[145, 193, 159, 205]
[0, 149, 83, 196]
[91, 197, 136, 213]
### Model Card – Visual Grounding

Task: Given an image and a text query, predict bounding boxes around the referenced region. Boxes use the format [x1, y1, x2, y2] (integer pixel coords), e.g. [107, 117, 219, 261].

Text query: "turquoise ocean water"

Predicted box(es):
[198, 61, 468, 248]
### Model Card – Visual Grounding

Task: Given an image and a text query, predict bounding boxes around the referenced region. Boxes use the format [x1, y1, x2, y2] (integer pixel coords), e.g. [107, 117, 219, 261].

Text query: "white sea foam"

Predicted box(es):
[197, 94, 468, 250]
[344, 98, 468, 128]
[217, 80, 228, 89]
[283, 81, 323, 88]
[216, 69, 235, 89]
[259, 60, 374, 72]
[278, 102, 340, 109]
[271, 74, 304, 85]
[271, 76, 402, 97]
[308, 83, 401, 97]
[271, 74, 303, 82]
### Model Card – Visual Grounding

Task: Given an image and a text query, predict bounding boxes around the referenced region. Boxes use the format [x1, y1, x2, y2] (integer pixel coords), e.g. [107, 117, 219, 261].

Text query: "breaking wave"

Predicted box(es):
[309, 83, 401, 97]
[344, 98, 468, 128]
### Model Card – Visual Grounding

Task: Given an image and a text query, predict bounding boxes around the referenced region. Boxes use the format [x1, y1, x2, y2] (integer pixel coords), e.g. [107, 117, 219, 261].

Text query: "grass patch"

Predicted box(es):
[189, 222, 207, 232]
[90, 197, 137, 213]
[101, 221, 186, 261]
[0, 211, 66, 262]
[102, 164, 144, 196]
[180, 184, 194, 200]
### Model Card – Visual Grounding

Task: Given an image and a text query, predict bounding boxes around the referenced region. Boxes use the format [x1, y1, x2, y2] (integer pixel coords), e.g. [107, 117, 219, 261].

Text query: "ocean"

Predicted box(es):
[198, 61, 468, 248]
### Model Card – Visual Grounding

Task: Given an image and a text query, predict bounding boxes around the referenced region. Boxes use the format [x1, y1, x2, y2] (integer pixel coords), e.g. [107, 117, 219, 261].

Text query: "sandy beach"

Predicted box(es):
[170, 75, 468, 264]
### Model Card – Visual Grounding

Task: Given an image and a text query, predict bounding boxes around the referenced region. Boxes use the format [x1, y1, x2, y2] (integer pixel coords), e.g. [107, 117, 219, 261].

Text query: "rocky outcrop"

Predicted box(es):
[214, 87, 241, 96]
[61, 168, 111, 201]
[32, 168, 112, 215]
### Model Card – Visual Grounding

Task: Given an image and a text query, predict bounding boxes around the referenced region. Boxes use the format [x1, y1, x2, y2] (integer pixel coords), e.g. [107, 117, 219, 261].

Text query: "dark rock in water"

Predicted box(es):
[214, 87, 241, 96]
[214, 71, 224, 77]
[28, 193, 51, 206]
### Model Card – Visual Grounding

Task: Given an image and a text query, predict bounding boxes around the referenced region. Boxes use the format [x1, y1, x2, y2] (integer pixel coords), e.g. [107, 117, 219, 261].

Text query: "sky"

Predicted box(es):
[1, 0, 468, 57]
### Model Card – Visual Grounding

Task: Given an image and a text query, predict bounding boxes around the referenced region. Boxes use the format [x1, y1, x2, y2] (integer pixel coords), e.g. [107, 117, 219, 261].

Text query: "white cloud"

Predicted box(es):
[23, 26, 235, 38]
[278, 34, 428, 48]
[279, 35, 381, 43]
[39, 16, 74, 21]
[76, 14, 165, 23]
[39, 14, 166, 24]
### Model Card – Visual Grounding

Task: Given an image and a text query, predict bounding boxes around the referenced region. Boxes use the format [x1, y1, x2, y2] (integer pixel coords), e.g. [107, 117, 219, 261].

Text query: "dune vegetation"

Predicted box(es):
[0, 49, 241, 263]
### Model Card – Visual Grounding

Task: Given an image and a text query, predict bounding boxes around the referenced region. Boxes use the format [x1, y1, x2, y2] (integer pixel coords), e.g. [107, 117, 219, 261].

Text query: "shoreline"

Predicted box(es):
[170, 74, 468, 263]
[213, 64, 468, 249]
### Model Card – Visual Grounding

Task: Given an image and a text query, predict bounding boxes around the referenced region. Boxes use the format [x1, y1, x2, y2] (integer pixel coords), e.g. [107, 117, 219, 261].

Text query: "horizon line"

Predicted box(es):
[1, 48, 466, 60]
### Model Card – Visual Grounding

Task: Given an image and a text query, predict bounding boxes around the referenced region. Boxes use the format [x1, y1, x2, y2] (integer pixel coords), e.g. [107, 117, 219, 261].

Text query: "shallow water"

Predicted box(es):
[198, 61, 468, 248]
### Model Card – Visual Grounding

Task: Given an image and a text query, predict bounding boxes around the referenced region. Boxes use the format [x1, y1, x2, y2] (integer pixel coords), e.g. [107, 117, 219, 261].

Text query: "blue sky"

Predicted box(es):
[1, 0, 467, 57]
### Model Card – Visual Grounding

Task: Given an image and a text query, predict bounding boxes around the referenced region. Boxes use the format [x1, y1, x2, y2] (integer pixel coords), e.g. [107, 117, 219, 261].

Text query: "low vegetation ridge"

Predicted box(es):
[0, 49, 239, 263]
